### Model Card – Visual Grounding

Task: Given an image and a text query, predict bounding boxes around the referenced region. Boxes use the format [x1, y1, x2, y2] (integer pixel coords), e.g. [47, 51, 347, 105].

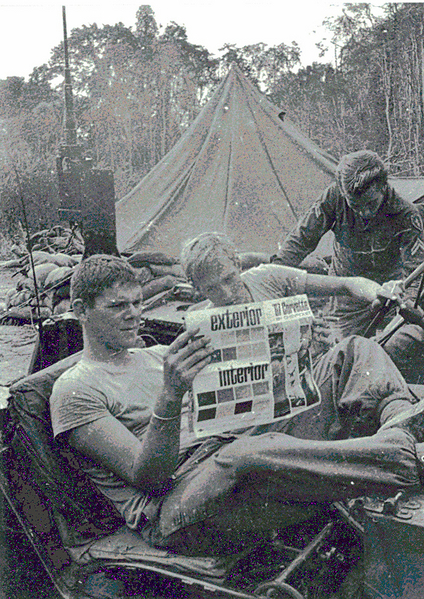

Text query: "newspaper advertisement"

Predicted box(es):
[184, 295, 321, 438]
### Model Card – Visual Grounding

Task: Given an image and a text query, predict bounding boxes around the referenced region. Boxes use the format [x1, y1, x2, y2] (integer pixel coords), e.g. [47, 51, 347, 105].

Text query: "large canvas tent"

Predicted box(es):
[116, 64, 337, 258]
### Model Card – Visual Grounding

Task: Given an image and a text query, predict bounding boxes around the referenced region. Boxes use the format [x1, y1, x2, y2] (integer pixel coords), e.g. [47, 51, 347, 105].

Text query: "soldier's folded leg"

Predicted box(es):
[146, 427, 420, 554]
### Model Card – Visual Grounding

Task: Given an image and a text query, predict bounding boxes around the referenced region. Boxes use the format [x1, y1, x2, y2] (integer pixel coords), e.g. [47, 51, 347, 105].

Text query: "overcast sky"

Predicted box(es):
[0, 1, 390, 81]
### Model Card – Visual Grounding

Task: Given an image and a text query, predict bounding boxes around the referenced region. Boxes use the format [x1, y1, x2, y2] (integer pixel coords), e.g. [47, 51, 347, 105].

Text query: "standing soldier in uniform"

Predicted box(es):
[271, 150, 424, 339]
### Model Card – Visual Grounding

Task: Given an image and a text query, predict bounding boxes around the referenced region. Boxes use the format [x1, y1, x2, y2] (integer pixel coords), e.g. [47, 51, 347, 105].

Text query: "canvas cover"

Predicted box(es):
[116, 64, 337, 257]
[390, 178, 424, 205]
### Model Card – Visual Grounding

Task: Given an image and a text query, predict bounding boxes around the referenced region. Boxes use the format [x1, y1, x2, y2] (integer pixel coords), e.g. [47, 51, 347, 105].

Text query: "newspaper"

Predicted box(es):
[184, 295, 321, 438]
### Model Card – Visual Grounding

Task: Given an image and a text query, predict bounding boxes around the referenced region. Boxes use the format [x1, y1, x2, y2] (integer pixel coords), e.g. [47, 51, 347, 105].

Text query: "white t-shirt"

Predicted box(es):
[50, 346, 169, 529]
[241, 263, 307, 301]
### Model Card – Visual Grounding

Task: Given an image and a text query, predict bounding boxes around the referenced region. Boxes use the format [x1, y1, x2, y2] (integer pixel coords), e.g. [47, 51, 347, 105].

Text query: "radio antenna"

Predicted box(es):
[62, 6, 77, 147]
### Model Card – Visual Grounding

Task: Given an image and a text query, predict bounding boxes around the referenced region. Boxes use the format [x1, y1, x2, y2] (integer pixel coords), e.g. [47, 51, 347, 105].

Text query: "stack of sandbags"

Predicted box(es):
[2, 251, 80, 323]
[2, 245, 197, 325]
[126, 251, 195, 303]
[28, 226, 84, 255]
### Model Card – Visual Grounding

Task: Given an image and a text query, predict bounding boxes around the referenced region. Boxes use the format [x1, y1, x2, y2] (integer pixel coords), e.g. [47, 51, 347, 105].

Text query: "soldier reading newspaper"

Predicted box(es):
[185, 295, 320, 438]
[50, 247, 424, 557]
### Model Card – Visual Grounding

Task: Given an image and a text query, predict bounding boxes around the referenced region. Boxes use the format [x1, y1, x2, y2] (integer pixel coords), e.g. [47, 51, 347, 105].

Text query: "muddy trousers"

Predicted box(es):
[146, 426, 419, 554]
[144, 336, 420, 554]
[383, 323, 424, 385]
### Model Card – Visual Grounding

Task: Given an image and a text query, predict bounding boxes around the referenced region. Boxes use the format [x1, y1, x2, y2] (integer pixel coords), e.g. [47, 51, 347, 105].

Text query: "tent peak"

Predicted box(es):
[116, 65, 337, 256]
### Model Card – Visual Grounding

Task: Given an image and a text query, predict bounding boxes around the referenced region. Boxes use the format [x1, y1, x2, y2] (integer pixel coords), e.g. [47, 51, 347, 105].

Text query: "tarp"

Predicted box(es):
[390, 178, 424, 205]
[116, 64, 338, 257]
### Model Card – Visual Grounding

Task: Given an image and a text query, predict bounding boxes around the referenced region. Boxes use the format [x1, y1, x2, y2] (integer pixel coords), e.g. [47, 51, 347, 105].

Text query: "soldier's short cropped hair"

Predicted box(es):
[181, 232, 240, 286]
[70, 254, 140, 308]
[336, 150, 388, 200]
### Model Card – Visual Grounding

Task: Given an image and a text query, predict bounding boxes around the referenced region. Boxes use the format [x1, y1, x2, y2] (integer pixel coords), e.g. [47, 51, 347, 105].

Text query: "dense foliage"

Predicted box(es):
[1, 3, 424, 236]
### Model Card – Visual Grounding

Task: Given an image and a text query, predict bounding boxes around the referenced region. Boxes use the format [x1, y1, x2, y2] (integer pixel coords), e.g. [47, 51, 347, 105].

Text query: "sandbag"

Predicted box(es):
[50, 253, 78, 268]
[149, 263, 185, 278]
[31, 251, 55, 266]
[44, 266, 73, 289]
[127, 251, 179, 268]
[5, 288, 19, 309]
[8, 290, 33, 308]
[0, 258, 22, 269]
[28, 263, 58, 288]
[30, 229, 50, 242]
